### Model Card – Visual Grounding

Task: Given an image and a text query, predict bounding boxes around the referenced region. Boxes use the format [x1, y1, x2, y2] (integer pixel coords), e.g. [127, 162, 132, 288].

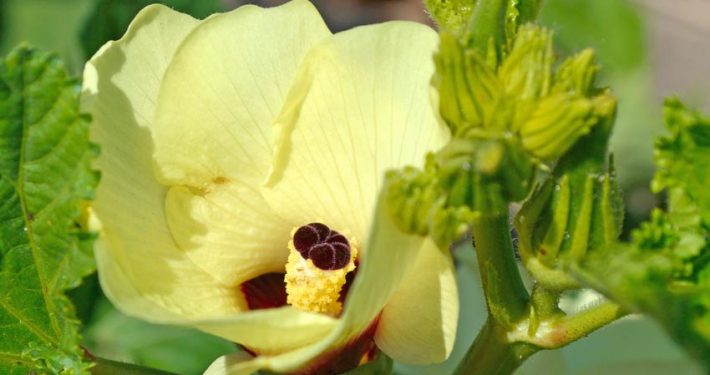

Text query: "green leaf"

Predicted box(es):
[653, 99, 710, 224]
[569, 100, 710, 370]
[79, 0, 222, 58]
[0, 45, 97, 374]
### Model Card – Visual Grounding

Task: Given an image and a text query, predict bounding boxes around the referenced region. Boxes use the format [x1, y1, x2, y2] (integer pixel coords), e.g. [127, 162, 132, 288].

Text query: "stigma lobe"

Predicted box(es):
[293, 223, 351, 270]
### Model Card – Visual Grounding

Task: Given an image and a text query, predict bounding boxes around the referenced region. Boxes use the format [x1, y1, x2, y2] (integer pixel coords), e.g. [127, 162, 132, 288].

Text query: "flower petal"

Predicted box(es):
[195, 307, 337, 355]
[374, 239, 459, 364]
[152, 0, 331, 188]
[83, 5, 242, 319]
[204, 352, 262, 375]
[263, 21, 450, 242]
[164, 183, 291, 286]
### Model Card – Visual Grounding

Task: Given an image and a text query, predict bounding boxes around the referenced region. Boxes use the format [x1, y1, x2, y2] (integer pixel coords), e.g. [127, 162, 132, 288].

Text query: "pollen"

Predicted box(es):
[285, 223, 358, 316]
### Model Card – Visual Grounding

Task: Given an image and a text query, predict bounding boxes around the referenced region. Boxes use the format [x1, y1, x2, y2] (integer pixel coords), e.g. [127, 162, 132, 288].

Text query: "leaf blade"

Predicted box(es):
[0, 45, 97, 374]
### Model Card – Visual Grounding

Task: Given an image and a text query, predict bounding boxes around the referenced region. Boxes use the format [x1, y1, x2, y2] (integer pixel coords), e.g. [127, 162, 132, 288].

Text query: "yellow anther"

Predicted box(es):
[284, 226, 357, 316]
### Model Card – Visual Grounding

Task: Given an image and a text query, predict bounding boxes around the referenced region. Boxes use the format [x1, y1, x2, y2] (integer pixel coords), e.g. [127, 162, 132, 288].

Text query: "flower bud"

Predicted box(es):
[432, 24, 617, 163]
[515, 161, 623, 291]
[437, 134, 534, 215]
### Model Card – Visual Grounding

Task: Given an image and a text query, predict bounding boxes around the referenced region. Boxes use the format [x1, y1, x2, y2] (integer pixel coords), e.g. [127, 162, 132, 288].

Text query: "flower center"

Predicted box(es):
[285, 223, 358, 316]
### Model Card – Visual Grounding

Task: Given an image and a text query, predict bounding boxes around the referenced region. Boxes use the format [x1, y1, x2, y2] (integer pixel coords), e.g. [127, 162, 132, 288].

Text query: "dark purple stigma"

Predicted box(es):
[293, 223, 351, 270]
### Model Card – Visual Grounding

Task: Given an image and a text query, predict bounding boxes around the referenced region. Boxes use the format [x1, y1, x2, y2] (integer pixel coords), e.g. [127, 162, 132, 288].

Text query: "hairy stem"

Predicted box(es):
[549, 302, 627, 347]
[507, 301, 627, 348]
[472, 212, 529, 327]
[454, 318, 537, 375]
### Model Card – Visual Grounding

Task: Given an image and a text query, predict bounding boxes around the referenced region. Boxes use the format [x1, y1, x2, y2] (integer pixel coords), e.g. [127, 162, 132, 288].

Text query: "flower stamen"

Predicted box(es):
[285, 223, 358, 316]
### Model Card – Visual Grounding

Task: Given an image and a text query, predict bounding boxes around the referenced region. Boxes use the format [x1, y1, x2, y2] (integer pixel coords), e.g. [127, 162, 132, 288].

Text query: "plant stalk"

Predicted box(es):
[471, 212, 529, 327]
[549, 302, 626, 347]
[454, 318, 536, 375]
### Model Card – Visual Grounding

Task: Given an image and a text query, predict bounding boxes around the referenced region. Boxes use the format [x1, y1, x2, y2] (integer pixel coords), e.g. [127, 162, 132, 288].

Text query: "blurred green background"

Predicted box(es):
[5, 0, 708, 374]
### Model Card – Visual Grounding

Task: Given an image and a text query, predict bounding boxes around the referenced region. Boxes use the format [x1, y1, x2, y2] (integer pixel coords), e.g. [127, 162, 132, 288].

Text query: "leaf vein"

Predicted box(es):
[16, 50, 63, 341]
[0, 297, 55, 345]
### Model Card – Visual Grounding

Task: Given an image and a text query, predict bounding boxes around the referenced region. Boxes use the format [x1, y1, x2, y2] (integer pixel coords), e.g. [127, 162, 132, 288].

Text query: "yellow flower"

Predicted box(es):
[82, 1, 458, 373]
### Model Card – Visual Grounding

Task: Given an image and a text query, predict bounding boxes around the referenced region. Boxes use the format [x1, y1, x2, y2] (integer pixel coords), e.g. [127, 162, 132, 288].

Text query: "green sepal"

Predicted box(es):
[510, 29, 616, 160]
[498, 24, 553, 101]
[515, 171, 624, 290]
[551, 49, 598, 95]
[385, 157, 443, 237]
[433, 32, 500, 137]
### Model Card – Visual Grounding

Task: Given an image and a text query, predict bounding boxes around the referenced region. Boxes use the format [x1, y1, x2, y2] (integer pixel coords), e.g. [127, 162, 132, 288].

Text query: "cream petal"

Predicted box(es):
[205, 184, 428, 373]
[195, 307, 338, 356]
[93, 228, 236, 321]
[263, 21, 450, 243]
[82, 5, 243, 320]
[152, 0, 331, 189]
[204, 352, 263, 375]
[374, 239, 459, 364]
[164, 183, 290, 286]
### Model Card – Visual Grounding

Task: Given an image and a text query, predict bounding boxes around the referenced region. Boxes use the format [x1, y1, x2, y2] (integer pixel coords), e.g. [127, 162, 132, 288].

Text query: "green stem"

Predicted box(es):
[454, 319, 536, 375]
[455, 212, 531, 374]
[472, 212, 529, 327]
[90, 357, 178, 375]
[550, 302, 627, 347]
[530, 283, 562, 319]
[465, 0, 507, 56]
[508, 301, 627, 348]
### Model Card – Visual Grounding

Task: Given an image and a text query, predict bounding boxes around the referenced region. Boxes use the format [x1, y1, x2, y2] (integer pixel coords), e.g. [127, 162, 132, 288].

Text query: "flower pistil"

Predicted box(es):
[285, 223, 358, 316]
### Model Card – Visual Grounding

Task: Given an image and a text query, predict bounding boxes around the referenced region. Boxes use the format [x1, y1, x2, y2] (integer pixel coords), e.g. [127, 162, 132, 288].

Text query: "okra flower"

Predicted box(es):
[81, 1, 458, 373]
